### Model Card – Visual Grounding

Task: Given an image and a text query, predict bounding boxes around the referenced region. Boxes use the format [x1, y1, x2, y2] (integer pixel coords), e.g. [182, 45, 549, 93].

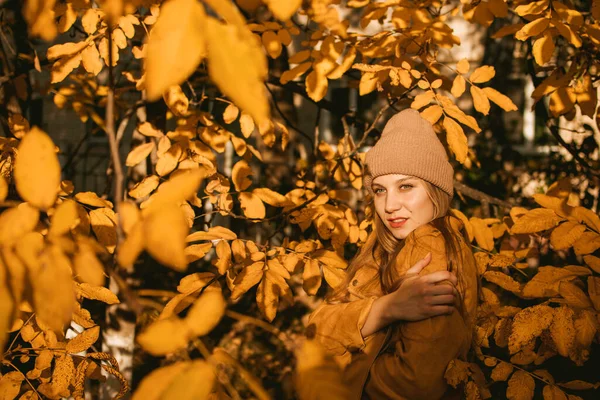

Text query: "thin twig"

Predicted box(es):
[453, 181, 513, 209]
[546, 121, 600, 178]
[105, 23, 124, 244]
[264, 82, 313, 144]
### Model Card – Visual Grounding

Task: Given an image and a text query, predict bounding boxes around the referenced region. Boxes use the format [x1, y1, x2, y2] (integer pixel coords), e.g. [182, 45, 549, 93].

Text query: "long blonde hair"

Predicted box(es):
[329, 180, 470, 310]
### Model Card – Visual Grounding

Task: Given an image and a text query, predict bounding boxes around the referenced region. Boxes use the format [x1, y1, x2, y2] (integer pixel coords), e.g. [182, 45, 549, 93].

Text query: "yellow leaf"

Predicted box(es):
[187, 226, 237, 242]
[14, 127, 60, 210]
[66, 326, 100, 353]
[470, 85, 490, 115]
[483, 271, 522, 293]
[34, 247, 75, 331]
[438, 95, 481, 132]
[456, 58, 470, 74]
[74, 245, 105, 286]
[232, 160, 253, 191]
[470, 217, 494, 250]
[156, 142, 183, 176]
[117, 221, 144, 268]
[133, 362, 190, 400]
[90, 208, 117, 253]
[506, 370, 535, 400]
[185, 290, 226, 336]
[177, 272, 216, 295]
[589, 276, 600, 311]
[411, 90, 435, 110]
[533, 31, 554, 66]
[145, 0, 206, 100]
[163, 85, 189, 116]
[511, 208, 563, 234]
[492, 23, 525, 39]
[522, 266, 591, 298]
[161, 361, 215, 400]
[214, 240, 232, 274]
[571, 206, 600, 232]
[509, 305, 554, 354]
[451, 75, 466, 98]
[185, 243, 213, 263]
[128, 175, 160, 199]
[550, 221, 586, 250]
[558, 281, 593, 309]
[583, 255, 600, 274]
[49, 200, 78, 237]
[327, 47, 357, 79]
[23, 0, 57, 40]
[138, 317, 191, 356]
[51, 53, 82, 83]
[75, 191, 114, 208]
[257, 271, 284, 321]
[76, 282, 120, 304]
[145, 204, 188, 271]
[515, 0, 549, 16]
[0, 204, 39, 244]
[264, 0, 301, 20]
[312, 249, 347, 270]
[358, 71, 379, 95]
[206, 17, 268, 123]
[231, 261, 264, 300]
[253, 187, 291, 207]
[262, 30, 282, 58]
[470, 65, 495, 83]
[306, 70, 329, 102]
[515, 18, 549, 41]
[420, 105, 443, 125]
[82, 8, 101, 35]
[488, 0, 508, 17]
[239, 192, 266, 219]
[554, 18, 582, 47]
[125, 142, 155, 167]
[570, 229, 599, 255]
[223, 104, 239, 124]
[145, 169, 205, 213]
[280, 61, 312, 84]
[482, 87, 518, 112]
[549, 306, 575, 357]
[81, 44, 103, 75]
[303, 259, 322, 295]
[443, 116, 468, 164]
[0, 262, 14, 359]
[38, 353, 74, 398]
[491, 361, 514, 381]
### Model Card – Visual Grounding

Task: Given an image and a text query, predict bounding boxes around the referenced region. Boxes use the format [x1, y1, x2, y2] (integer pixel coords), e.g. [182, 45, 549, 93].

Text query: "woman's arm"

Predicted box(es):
[360, 253, 457, 337]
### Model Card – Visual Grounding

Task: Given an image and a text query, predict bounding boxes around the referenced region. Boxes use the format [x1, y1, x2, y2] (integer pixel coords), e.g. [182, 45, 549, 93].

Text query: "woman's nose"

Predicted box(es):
[385, 194, 402, 213]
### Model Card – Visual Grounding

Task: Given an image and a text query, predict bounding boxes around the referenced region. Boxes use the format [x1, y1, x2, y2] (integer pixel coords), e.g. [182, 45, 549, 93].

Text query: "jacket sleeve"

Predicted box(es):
[307, 296, 377, 356]
[367, 232, 472, 400]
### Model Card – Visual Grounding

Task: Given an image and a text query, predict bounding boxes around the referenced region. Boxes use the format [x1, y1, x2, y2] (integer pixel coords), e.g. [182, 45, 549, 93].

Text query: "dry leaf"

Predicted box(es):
[145, 0, 206, 100]
[14, 127, 60, 210]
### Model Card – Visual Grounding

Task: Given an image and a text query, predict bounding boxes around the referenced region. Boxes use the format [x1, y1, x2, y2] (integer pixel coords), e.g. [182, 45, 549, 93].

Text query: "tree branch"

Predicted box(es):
[453, 181, 513, 210]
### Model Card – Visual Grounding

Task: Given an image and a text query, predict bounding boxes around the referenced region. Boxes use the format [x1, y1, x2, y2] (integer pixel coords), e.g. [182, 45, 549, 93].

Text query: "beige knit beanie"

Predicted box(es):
[363, 109, 454, 197]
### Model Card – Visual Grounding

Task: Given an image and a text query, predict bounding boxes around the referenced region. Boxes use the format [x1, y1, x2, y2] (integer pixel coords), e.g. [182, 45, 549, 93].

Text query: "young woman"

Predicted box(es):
[307, 109, 479, 399]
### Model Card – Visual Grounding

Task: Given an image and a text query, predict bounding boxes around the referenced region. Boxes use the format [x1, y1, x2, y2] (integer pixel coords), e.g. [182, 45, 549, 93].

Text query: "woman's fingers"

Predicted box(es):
[404, 252, 431, 275]
[429, 294, 454, 305]
[422, 270, 458, 286]
[426, 284, 455, 297]
[429, 305, 454, 316]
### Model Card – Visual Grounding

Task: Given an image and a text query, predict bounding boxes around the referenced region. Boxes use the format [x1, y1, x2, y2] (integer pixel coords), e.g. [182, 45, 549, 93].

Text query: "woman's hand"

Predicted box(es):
[360, 253, 457, 336]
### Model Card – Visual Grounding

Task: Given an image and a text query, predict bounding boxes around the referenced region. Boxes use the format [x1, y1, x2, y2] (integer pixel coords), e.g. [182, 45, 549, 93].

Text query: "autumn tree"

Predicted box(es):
[0, 0, 599, 399]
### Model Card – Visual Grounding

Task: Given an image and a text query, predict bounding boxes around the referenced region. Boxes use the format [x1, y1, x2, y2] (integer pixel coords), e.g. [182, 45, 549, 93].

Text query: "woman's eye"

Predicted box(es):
[399, 184, 413, 190]
[373, 188, 385, 194]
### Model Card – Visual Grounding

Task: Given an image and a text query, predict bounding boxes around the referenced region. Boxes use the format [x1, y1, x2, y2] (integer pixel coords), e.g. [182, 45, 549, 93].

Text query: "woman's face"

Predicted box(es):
[372, 174, 435, 239]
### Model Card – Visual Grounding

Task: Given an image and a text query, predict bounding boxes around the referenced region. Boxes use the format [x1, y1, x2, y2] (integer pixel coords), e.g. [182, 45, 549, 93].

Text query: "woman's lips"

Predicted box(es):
[388, 218, 407, 228]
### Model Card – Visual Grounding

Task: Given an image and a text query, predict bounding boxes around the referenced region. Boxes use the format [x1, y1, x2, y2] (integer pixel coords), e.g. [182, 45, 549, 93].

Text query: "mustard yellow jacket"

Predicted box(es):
[307, 219, 479, 400]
